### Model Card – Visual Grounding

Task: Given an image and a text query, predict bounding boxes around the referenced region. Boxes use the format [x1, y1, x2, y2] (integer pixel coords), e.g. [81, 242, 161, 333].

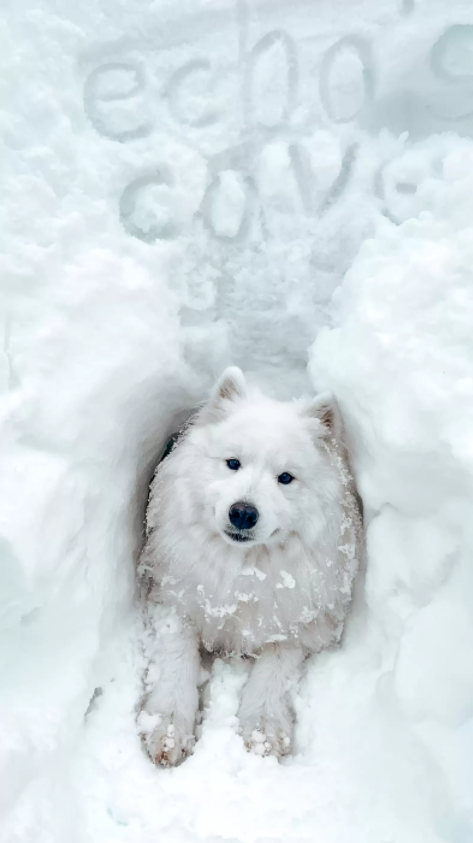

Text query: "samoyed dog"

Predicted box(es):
[138, 367, 362, 765]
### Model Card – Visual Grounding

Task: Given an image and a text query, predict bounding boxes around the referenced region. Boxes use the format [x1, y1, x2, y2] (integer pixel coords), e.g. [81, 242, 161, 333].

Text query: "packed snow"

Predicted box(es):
[1, 0, 473, 841]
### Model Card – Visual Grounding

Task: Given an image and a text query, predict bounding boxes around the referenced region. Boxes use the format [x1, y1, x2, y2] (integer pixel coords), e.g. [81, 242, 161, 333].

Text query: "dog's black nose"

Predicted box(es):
[228, 502, 259, 531]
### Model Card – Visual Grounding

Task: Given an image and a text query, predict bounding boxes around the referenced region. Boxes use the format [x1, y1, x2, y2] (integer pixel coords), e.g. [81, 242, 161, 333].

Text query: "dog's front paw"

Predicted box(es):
[138, 710, 195, 767]
[240, 716, 293, 759]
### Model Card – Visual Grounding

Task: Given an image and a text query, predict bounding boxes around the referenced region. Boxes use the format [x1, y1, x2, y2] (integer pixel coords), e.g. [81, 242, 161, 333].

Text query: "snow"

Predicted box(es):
[1, 0, 473, 841]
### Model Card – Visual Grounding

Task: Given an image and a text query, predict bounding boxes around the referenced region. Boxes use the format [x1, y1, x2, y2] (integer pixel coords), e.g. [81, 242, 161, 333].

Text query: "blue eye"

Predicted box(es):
[278, 472, 294, 485]
[226, 459, 241, 471]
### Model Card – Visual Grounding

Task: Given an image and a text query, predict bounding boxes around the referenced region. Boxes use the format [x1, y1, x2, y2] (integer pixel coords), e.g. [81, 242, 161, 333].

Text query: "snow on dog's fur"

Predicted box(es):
[138, 367, 362, 765]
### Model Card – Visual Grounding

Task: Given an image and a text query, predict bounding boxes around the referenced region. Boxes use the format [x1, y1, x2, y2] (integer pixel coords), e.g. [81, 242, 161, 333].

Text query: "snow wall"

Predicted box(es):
[1, 0, 473, 841]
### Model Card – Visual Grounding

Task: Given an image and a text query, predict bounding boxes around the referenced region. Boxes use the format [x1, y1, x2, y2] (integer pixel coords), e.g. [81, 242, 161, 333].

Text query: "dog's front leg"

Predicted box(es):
[238, 642, 304, 759]
[139, 604, 200, 766]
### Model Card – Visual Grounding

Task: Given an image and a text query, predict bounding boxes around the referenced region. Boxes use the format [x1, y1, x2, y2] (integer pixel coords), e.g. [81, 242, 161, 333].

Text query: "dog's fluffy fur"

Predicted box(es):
[138, 367, 362, 764]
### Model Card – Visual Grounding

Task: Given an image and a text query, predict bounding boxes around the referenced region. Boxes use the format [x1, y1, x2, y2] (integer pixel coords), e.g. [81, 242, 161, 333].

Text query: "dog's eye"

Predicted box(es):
[226, 459, 241, 471]
[278, 472, 294, 485]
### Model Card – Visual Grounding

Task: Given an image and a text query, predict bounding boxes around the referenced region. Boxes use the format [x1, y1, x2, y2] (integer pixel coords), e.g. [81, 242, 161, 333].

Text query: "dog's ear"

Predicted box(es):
[200, 367, 248, 423]
[214, 367, 247, 404]
[301, 392, 342, 441]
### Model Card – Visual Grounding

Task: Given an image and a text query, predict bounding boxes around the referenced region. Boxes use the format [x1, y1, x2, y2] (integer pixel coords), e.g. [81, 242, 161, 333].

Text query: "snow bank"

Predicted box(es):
[310, 133, 473, 841]
[1, 0, 473, 841]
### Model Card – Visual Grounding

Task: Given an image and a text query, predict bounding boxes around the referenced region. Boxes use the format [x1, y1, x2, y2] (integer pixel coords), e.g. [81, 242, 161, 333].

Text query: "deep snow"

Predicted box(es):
[1, 0, 473, 841]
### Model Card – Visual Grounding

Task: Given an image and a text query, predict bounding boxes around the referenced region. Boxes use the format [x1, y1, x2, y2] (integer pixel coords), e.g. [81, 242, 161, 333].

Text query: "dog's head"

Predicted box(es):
[173, 368, 343, 549]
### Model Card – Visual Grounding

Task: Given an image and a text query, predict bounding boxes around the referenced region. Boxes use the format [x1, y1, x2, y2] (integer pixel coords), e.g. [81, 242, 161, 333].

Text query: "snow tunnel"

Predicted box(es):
[2, 1, 473, 841]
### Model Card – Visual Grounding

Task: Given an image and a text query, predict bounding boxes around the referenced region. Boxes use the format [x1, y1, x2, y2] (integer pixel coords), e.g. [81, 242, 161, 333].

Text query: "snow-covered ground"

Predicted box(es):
[2, 0, 473, 840]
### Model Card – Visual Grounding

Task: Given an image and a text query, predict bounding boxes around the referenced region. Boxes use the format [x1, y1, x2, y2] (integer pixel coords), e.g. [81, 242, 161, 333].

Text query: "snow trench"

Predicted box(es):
[1, 1, 473, 841]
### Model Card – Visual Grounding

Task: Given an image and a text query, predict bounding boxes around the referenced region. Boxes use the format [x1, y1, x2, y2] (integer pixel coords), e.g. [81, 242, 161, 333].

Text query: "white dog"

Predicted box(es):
[138, 367, 362, 765]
